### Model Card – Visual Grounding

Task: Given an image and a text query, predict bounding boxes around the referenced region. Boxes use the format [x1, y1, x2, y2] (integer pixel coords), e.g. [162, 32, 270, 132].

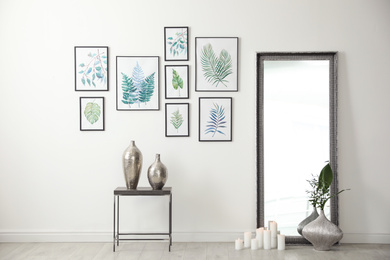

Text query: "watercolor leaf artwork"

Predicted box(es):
[84, 101, 101, 124]
[167, 28, 187, 57]
[121, 62, 156, 107]
[205, 103, 226, 137]
[200, 43, 233, 88]
[78, 50, 107, 88]
[170, 109, 184, 132]
[172, 69, 184, 95]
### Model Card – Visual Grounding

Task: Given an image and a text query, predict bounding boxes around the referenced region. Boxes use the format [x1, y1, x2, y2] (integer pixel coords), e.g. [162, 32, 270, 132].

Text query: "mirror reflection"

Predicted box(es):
[263, 60, 330, 236]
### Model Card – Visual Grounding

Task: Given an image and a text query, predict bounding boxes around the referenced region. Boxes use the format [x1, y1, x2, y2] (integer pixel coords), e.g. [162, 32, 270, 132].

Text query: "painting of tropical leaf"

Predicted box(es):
[200, 43, 233, 88]
[205, 103, 226, 137]
[170, 109, 184, 132]
[138, 72, 155, 104]
[121, 72, 138, 105]
[84, 102, 101, 124]
[172, 69, 183, 90]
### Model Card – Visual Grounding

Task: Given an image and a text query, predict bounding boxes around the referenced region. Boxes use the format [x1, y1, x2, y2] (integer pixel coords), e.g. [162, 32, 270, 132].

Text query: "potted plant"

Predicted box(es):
[302, 162, 350, 251]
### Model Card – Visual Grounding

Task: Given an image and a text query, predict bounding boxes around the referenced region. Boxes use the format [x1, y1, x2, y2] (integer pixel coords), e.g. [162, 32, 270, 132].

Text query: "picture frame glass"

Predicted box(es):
[75, 47, 108, 91]
[165, 65, 189, 99]
[116, 56, 159, 110]
[80, 97, 104, 131]
[165, 27, 188, 61]
[196, 38, 238, 92]
[199, 98, 232, 141]
[166, 103, 189, 137]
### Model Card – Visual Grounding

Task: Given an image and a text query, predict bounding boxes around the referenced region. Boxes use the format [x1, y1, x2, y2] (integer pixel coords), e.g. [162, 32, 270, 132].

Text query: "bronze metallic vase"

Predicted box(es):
[122, 140, 143, 189]
[147, 154, 168, 190]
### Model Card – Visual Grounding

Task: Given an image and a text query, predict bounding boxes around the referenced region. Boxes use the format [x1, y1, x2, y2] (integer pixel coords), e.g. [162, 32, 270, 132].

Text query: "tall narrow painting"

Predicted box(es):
[199, 97, 232, 142]
[116, 56, 159, 111]
[75, 46, 108, 91]
[164, 27, 188, 61]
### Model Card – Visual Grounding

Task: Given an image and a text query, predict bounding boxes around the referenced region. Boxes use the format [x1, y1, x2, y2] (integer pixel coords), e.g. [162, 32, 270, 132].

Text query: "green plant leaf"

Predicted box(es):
[200, 44, 232, 88]
[319, 163, 333, 190]
[121, 72, 138, 105]
[172, 69, 184, 90]
[84, 102, 101, 124]
[138, 72, 155, 104]
[170, 109, 184, 131]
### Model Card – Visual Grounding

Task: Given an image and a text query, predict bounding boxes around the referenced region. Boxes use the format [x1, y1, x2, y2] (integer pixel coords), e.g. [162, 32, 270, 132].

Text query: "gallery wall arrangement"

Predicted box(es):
[74, 27, 238, 141]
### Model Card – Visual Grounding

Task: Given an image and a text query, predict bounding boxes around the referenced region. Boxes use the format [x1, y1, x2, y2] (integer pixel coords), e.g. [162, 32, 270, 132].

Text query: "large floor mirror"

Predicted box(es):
[256, 52, 338, 244]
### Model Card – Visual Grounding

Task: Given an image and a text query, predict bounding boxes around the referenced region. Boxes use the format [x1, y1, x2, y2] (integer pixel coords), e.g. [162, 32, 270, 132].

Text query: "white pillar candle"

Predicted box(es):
[270, 221, 278, 238]
[251, 238, 259, 250]
[235, 238, 244, 250]
[244, 232, 252, 248]
[256, 227, 264, 248]
[271, 236, 277, 249]
[278, 234, 285, 250]
[263, 230, 271, 249]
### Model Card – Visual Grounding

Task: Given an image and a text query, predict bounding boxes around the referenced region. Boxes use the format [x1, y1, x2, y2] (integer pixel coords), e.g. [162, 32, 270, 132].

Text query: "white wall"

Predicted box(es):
[0, 0, 389, 243]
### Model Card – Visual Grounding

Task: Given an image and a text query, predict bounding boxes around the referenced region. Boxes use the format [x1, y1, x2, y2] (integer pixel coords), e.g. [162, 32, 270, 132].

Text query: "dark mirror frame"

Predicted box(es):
[256, 52, 338, 244]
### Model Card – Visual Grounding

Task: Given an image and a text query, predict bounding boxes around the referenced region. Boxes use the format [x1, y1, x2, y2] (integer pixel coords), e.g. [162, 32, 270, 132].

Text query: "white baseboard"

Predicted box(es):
[1, 231, 389, 244]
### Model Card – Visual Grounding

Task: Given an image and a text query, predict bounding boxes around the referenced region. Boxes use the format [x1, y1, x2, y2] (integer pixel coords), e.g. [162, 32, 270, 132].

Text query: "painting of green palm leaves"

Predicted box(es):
[165, 27, 188, 61]
[80, 97, 104, 131]
[165, 65, 189, 99]
[196, 38, 238, 92]
[116, 56, 159, 110]
[166, 103, 189, 137]
[75, 47, 108, 91]
[199, 97, 232, 141]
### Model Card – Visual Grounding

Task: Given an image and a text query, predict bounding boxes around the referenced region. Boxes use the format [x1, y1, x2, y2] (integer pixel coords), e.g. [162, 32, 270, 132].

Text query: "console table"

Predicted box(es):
[113, 187, 172, 252]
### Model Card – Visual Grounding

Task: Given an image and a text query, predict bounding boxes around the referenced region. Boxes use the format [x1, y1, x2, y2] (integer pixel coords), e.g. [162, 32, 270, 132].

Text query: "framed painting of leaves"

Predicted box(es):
[199, 97, 232, 142]
[75, 46, 108, 91]
[165, 103, 189, 137]
[195, 37, 238, 92]
[164, 27, 188, 61]
[165, 65, 189, 99]
[80, 97, 104, 131]
[116, 56, 159, 111]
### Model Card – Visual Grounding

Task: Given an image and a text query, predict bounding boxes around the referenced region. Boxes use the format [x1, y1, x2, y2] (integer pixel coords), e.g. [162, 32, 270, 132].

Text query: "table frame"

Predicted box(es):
[113, 187, 172, 252]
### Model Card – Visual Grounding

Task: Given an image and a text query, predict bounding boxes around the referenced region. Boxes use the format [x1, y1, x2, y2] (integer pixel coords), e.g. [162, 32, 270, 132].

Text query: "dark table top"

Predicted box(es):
[114, 187, 172, 195]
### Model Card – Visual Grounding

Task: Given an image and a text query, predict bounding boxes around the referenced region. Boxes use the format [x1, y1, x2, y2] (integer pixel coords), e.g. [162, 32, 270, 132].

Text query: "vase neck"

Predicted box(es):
[130, 140, 135, 146]
[155, 154, 160, 161]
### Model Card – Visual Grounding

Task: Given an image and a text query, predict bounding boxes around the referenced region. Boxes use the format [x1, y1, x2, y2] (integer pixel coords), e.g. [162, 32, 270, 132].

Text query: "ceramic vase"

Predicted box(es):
[122, 140, 143, 189]
[302, 209, 343, 251]
[297, 206, 319, 236]
[147, 154, 167, 190]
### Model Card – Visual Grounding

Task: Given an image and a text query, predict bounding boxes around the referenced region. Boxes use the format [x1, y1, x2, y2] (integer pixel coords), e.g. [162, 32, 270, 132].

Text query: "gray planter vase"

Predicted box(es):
[297, 206, 319, 236]
[147, 154, 167, 190]
[302, 209, 343, 251]
[122, 140, 143, 190]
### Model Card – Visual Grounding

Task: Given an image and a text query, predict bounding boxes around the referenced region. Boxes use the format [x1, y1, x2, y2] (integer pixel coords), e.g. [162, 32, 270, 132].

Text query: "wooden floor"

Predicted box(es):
[0, 242, 389, 259]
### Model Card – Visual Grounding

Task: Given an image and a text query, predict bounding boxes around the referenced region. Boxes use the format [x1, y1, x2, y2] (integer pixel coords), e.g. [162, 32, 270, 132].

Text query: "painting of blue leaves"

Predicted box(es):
[116, 56, 159, 110]
[75, 46, 108, 91]
[164, 27, 189, 61]
[199, 97, 232, 141]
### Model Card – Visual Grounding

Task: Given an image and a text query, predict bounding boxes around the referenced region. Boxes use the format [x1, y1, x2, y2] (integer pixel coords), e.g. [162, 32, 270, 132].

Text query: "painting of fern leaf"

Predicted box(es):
[200, 44, 232, 88]
[116, 56, 159, 110]
[205, 103, 227, 137]
[138, 72, 156, 104]
[121, 72, 138, 105]
[170, 109, 184, 132]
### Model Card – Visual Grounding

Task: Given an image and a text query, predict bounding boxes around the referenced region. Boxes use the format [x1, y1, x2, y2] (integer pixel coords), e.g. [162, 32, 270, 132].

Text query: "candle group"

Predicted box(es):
[234, 221, 285, 251]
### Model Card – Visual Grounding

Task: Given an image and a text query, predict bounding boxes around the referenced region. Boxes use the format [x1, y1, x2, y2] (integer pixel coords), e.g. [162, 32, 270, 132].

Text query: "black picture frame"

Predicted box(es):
[164, 27, 189, 61]
[165, 103, 190, 137]
[195, 37, 238, 92]
[165, 65, 189, 99]
[199, 97, 232, 142]
[116, 56, 160, 111]
[80, 97, 105, 131]
[75, 46, 109, 91]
